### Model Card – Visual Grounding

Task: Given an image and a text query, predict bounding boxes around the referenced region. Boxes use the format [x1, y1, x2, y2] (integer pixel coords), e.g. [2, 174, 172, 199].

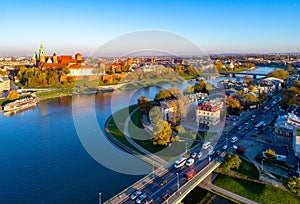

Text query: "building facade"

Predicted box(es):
[0, 77, 10, 92]
[196, 101, 221, 126]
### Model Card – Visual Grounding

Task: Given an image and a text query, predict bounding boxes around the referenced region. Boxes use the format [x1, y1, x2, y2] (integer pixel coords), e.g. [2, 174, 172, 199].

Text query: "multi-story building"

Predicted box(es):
[0, 76, 10, 92]
[293, 127, 300, 158]
[275, 114, 296, 143]
[196, 101, 221, 126]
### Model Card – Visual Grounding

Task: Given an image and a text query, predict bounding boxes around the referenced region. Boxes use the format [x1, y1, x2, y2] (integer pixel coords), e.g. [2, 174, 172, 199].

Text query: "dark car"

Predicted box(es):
[159, 179, 168, 186]
[162, 192, 170, 200]
[143, 198, 153, 204]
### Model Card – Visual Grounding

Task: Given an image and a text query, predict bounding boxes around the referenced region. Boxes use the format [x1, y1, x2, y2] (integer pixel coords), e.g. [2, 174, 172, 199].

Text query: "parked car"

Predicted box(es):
[130, 190, 142, 200]
[245, 121, 249, 125]
[136, 193, 147, 204]
[185, 158, 195, 166]
[223, 144, 228, 150]
[231, 136, 238, 143]
[237, 126, 242, 130]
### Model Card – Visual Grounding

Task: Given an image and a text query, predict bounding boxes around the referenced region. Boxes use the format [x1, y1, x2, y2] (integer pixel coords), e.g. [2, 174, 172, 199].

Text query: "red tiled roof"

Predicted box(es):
[197, 102, 220, 112]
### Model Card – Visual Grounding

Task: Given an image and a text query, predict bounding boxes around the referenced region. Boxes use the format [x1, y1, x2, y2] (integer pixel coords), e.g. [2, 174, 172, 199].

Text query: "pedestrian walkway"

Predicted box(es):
[199, 183, 258, 204]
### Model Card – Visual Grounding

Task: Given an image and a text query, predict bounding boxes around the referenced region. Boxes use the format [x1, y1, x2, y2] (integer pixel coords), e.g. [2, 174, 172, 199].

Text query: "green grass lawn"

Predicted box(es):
[105, 105, 144, 154]
[232, 158, 259, 179]
[127, 109, 198, 162]
[213, 175, 300, 204]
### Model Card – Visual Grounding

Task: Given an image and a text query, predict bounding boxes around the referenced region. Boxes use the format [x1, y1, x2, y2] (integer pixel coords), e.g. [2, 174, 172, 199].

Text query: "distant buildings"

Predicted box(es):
[196, 101, 221, 126]
[0, 76, 10, 92]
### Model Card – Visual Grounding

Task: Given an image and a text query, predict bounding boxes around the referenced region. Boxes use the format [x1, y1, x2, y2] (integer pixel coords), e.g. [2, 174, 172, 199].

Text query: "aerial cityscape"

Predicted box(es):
[1, 1, 300, 204]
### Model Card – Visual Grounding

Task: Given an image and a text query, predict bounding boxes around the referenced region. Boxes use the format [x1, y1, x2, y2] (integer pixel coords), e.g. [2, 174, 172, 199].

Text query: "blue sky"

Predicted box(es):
[1, 0, 300, 56]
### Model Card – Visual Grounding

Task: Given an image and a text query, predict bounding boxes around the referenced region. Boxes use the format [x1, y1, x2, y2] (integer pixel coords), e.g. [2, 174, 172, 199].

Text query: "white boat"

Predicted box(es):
[3, 97, 39, 113]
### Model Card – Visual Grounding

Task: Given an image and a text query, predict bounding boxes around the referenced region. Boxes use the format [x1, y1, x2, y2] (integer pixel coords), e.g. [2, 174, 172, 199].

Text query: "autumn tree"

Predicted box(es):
[264, 148, 276, 163]
[288, 66, 294, 72]
[286, 176, 300, 195]
[149, 106, 162, 126]
[194, 79, 208, 93]
[222, 153, 242, 170]
[6, 90, 20, 101]
[267, 69, 289, 80]
[215, 61, 224, 71]
[154, 89, 173, 102]
[152, 120, 172, 146]
[138, 95, 151, 113]
[183, 85, 194, 95]
[226, 97, 241, 115]
[244, 76, 253, 85]
[259, 92, 268, 102]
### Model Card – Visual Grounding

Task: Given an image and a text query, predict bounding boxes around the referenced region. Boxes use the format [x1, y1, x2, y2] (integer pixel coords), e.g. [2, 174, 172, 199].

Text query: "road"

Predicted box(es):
[106, 94, 283, 204]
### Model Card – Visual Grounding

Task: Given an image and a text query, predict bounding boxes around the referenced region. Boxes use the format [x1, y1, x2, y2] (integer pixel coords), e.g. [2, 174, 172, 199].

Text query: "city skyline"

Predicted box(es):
[2, 0, 300, 56]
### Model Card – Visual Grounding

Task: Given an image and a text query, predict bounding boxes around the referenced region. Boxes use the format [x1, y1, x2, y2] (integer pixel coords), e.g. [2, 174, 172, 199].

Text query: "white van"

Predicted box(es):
[174, 157, 187, 169]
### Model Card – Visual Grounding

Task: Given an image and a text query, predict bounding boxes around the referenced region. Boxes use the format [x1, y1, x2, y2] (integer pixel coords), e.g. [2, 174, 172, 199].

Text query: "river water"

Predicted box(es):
[0, 66, 276, 204]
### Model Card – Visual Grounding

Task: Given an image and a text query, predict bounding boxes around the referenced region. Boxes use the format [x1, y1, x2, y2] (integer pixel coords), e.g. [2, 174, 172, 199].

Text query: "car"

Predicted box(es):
[159, 179, 168, 186]
[223, 144, 228, 150]
[142, 198, 153, 204]
[202, 141, 211, 149]
[130, 190, 142, 200]
[237, 126, 242, 130]
[136, 193, 147, 203]
[252, 114, 255, 118]
[251, 118, 254, 121]
[197, 152, 203, 159]
[191, 152, 197, 158]
[245, 127, 249, 130]
[162, 192, 170, 200]
[256, 139, 266, 144]
[241, 133, 246, 137]
[231, 136, 238, 143]
[185, 158, 195, 166]
[245, 121, 249, 125]
[208, 149, 215, 156]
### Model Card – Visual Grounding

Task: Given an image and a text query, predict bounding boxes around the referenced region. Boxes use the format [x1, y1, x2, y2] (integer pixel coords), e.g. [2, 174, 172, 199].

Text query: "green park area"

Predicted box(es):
[213, 174, 300, 204]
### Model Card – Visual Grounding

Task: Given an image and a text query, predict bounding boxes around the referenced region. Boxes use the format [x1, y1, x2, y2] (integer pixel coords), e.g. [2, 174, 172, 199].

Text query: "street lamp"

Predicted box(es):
[152, 161, 155, 179]
[261, 159, 264, 171]
[185, 142, 188, 155]
[99, 192, 102, 204]
[176, 173, 179, 190]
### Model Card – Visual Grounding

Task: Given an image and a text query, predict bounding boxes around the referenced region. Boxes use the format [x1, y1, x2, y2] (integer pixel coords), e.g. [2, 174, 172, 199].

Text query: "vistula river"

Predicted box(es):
[0, 66, 276, 203]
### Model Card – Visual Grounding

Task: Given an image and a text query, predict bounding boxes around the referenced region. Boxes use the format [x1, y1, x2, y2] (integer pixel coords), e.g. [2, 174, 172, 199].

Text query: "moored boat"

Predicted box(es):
[3, 97, 39, 113]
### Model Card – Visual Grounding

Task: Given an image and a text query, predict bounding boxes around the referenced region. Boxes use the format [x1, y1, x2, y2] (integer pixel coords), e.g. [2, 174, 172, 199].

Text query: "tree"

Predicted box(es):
[194, 79, 207, 93]
[267, 69, 289, 80]
[286, 176, 300, 195]
[226, 97, 241, 115]
[222, 153, 242, 170]
[259, 92, 268, 102]
[288, 66, 294, 72]
[6, 90, 20, 101]
[183, 85, 194, 95]
[264, 148, 276, 163]
[244, 94, 258, 103]
[215, 61, 224, 71]
[244, 76, 253, 85]
[249, 85, 256, 92]
[152, 120, 172, 146]
[137, 95, 151, 113]
[154, 89, 173, 102]
[149, 106, 162, 125]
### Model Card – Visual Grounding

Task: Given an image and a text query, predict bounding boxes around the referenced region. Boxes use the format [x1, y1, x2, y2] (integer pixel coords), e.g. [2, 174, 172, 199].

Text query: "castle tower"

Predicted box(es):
[53, 53, 58, 64]
[32, 51, 38, 66]
[75, 53, 82, 61]
[39, 43, 45, 63]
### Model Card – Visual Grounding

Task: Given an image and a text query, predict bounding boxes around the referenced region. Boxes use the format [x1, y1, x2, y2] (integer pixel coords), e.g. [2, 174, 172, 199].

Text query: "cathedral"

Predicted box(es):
[32, 43, 83, 70]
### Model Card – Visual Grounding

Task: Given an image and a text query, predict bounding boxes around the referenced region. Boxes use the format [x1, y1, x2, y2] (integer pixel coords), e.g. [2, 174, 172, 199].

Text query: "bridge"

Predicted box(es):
[219, 71, 268, 79]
